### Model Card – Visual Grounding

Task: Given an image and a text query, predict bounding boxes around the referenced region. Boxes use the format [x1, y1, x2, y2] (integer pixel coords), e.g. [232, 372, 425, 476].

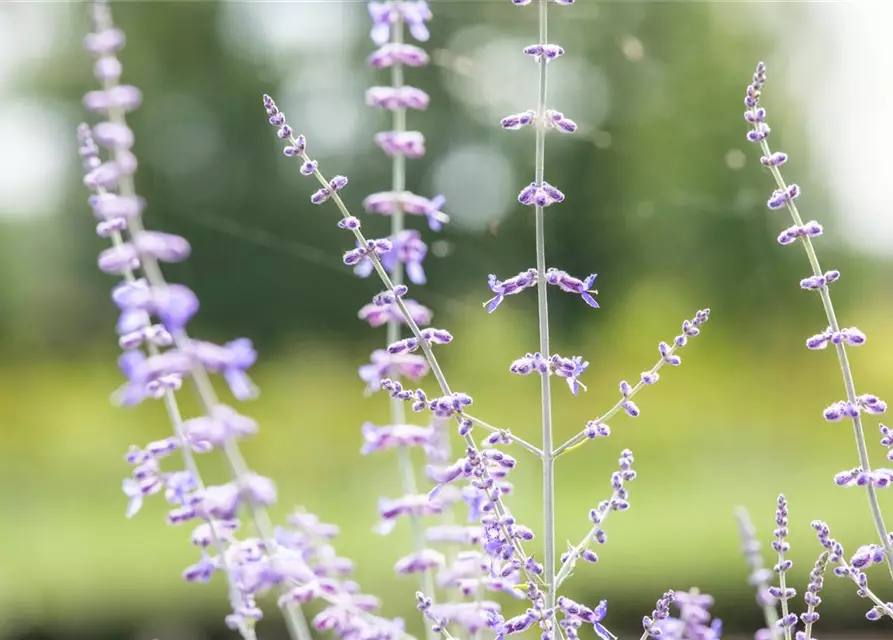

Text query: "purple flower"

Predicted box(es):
[394, 549, 445, 574]
[374, 130, 426, 158]
[545, 109, 578, 133]
[545, 268, 599, 308]
[355, 229, 428, 284]
[387, 327, 452, 354]
[187, 338, 259, 401]
[362, 191, 448, 231]
[368, 1, 432, 45]
[800, 270, 840, 290]
[522, 44, 565, 63]
[551, 354, 589, 394]
[367, 43, 430, 69]
[122, 477, 147, 517]
[427, 602, 501, 635]
[310, 175, 349, 206]
[806, 326, 866, 350]
[777, 220, 822, 245]
[501, 110, 536, 130]
[641, 591, 674, 639]
[851, 544, 886, 569]
[517, 181, 565, 207]
[484, 268, 538, 313]
[115, 349, 192, 406]
[366, 85, 431, 111]
[361, 422, 434, 454]
[358, 349, 429, 393]
[509, 351, 549, 375]
[184, 405, 259, 449]
[824, 395, 887, 421]
[761, 151, 788, 167]
[358, 298, 433, 328]
[591, 600, 610, 639]
[83, 85, 142, 114]
[509, 352, 589, 394]
[767, 184, 801, 210]
[880, 423, 893, 462]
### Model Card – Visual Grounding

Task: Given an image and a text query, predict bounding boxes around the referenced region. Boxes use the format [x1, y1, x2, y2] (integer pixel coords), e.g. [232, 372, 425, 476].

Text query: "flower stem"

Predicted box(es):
[756, 134, 893, 582]
[387, 18, 439, 639]
[533, 0, 557, 612]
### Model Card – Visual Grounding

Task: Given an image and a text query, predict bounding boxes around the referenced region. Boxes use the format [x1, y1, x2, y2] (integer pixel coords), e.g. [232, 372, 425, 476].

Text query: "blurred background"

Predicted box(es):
[2, 0, 893, 638]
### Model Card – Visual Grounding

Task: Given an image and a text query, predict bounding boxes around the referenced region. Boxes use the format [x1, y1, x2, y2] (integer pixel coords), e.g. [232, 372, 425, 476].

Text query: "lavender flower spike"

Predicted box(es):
[733, 507, 779, 638]
[769, 495, 797, 639]
[641, 590, 674, 639]
[361, 5, 446, 639]
[554, 449, 635, 588]
[744, 61, 893, 578]
[81, 4, 313, 637]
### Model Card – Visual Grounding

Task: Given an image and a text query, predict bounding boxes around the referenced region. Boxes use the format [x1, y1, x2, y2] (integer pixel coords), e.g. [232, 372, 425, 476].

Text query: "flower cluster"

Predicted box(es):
[509, 352, 589, 395]
[769, 495, 798, 634]
[80, 0, 732, 637]
[641, 590, 674, 638]
[645, 590, 723, 639]
[811, 521, 893, 622]
[81, 3, 408, 637]
[482, 268, 598, 313]
[734, 508, 778, 638]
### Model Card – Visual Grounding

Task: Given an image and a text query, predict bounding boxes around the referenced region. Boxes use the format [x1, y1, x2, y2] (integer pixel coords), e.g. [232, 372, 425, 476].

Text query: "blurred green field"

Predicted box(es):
[4, 281, 893, 635]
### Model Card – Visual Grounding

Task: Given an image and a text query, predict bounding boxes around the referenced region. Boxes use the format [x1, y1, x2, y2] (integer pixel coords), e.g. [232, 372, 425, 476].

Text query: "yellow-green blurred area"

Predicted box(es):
[2, 1, 893, 639]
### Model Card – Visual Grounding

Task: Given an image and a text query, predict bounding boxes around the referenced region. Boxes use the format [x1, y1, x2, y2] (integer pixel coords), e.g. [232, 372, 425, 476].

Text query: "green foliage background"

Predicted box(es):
[0, 1, 890, 639]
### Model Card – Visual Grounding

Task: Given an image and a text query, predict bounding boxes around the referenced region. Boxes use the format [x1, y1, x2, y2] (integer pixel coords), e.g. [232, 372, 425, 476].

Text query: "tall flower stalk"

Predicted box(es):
[81, 3, 312, 637]
[742, 61, 893, 581]
[734, 507, 780, 640]
[80, 4, 413, 640]
[362, 3, 446, 637]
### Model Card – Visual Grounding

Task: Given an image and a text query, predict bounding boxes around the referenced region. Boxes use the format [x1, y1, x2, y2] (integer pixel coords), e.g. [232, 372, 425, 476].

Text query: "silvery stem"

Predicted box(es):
[534, 0, 557, 611]
[386, 19, 439, 639]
